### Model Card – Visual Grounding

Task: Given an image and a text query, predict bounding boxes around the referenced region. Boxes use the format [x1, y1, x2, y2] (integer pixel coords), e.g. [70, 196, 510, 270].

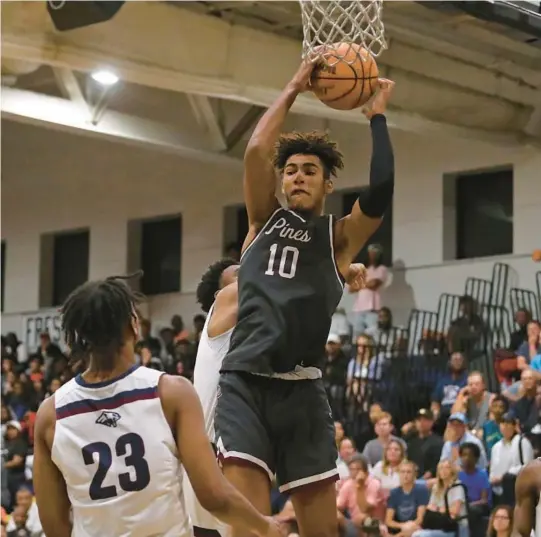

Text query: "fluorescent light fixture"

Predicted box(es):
[91, 70, 119, 86]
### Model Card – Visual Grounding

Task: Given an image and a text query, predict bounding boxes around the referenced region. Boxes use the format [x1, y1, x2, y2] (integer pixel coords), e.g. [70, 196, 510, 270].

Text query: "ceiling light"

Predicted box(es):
[91, 70, 119, 86]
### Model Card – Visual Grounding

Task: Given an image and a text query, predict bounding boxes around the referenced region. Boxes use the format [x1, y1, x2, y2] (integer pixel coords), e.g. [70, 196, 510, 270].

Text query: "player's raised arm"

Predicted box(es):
[159, 375, 282, 537]
[335, 79, 395, 267]
[512, 461, 538, 536]
[243, 60, 316, 237]
[33, 396, 73, 537]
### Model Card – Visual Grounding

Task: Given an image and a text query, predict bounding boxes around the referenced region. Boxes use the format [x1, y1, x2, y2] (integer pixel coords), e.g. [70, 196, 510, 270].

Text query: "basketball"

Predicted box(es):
[310, 43, 379, 111]
[532, 249, 541, 262]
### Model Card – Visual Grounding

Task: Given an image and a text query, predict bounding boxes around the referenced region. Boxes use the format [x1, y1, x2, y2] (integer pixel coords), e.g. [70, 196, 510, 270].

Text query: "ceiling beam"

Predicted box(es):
[1, 1, 535, 147]
[52, 67, 87, 108]
[0, 87, 242, 168]
[186, 94, 227, 152]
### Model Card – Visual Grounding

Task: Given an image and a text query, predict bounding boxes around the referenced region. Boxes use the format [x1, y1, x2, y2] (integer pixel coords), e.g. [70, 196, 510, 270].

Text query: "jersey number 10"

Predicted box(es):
[265, 244, 299, 279]
[82, 432, 150, 500]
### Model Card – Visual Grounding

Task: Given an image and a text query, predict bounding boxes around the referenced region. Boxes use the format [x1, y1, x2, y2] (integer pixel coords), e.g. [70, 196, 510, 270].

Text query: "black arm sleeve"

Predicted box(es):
[356, 114, 395, 218]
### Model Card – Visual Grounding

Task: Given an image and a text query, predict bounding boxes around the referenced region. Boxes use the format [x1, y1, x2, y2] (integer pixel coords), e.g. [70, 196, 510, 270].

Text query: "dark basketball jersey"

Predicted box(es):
[221, 208, 345, 374]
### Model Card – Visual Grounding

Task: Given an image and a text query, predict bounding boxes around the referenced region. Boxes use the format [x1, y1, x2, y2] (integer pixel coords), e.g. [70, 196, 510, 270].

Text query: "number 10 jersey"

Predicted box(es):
[222, 208, 345, 375]
[51, 365, 190, 537]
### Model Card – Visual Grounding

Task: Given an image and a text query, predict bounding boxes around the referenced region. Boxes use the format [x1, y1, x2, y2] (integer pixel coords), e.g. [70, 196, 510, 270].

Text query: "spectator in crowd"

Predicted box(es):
[430, 352, 468, 429]
[482, 395, 508, 459]
[2, 422, 27, 507]
[138, 342, 164, 371]
[171, 314, 190, 343]
[5, 487, 41, 536]
[451, 371, 495, 434]
[3, 334, 26, 366]
[350, 244, 389, 338]
[457, 443, 491, 532]
[337, 437, 357, 481]
[383, 460, 428, 536]
[6, 383, 29, 422]
[412, 460, 468, 537]
[324, 334, 348, 419]
[330, 308, 352, 345]
[486, 505, 513, 537]
[440, 413, 488, 470]
[489, 413, 534, 505]
[447, 296, 485, 354]
[371, 439, 407, 500]
[366, 307, 401, 358]
[363, 412, 405, 467]
[337, 454, 386, 535]
[403, 409, 444, 481]
[6, 505, 32, 537]
[509, 309, 531, 352]
[139, 318, 162, 358]
[191, 314, 206, 344]
[512, 368, 540, 434]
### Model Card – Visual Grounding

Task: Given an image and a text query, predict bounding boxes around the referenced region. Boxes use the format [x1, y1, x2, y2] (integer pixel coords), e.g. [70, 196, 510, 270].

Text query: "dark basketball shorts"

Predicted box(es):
[214, 371, 339, 492]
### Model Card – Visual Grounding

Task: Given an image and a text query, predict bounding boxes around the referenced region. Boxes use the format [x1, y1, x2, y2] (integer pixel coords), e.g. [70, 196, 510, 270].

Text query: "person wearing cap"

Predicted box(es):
[404, 409, 444, 481]
[439, 412, 488, 470]
[324, 334, 348, 420]
[489, 412, 534, 505]
[3, 421, 27, 506]
[350, 243, 388, 339]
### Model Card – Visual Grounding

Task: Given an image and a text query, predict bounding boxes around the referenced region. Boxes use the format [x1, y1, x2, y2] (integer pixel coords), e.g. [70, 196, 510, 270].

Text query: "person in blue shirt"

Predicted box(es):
[385, 460, 429, 535]
[430, 353, 468, 432]
[440, 413, 488, 470]
[458, 442, 491, 536]
[482, 395, 508, 460]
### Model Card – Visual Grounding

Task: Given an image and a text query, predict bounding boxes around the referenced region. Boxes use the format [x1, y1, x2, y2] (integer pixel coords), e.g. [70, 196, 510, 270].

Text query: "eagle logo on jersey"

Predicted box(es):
[96, 411, 121, 428]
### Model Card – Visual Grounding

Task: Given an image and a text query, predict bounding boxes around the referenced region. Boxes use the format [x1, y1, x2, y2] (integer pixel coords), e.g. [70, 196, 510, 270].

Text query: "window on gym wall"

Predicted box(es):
[342, 191, 393, 266]
[1, 241, 5, 312]
[456, 167, 513, 260]
[223, 205, 248, 262]
[53, 230, 90, 306]
[140, 215, 182, 295]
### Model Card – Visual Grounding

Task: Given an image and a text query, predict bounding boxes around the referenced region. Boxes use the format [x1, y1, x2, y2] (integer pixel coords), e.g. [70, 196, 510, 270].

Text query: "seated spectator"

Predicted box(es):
[412, 460, 468, 537]
[337, 437, 357, 481]
[447, 296, 485, 354]
[171, 314, 190, 343]
[25, 358, 43, 385]
[330, 307, 352, 345]
[138, 343, 164, 371]
[371, 439, 406, 500]
[457, 443, 491, 533]
[404, 409, 444, 481]
[5, 487, 41, 536]
[451, 371, 495, 435]
[365, 307, 400, 358]
[7, 382, 29, 422]
[337, 454, 386, 535]
[191, 314, 206, 345]
[501, 321, 541, 399]
[363, 412, 406, 467]
[324, 335, 348, 419]
[486, 505, 513, 537]
[440, 413, 488, 470]
[383, 460, 429, 536]
[350, 243, 388, 339]
[139, 318, 162, 358]
[430, 353, 468, 428]
[509, 309, 531, 352]
[482, 395, 508, 459]
[489, 413, 534, 505]
[6, 505, 32, 537]
[512, 369, 540, 434]
[2, 422, 27, 506]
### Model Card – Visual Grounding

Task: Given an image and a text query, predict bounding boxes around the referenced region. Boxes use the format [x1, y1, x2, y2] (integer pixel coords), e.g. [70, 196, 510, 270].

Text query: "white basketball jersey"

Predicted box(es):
[185, 306, 232, 534]
[51, 365, 190, 537]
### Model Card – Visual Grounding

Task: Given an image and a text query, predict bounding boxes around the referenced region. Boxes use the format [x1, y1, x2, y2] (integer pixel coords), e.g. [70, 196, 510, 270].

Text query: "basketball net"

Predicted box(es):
[299, 0, 387, 62]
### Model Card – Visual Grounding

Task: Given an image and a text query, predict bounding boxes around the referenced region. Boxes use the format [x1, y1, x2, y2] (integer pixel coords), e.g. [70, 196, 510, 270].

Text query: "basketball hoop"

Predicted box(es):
[299, 0, 387, 62]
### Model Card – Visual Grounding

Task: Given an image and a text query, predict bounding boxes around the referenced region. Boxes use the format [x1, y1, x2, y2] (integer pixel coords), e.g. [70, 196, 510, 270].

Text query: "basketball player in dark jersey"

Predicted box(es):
[214, 59, 395, 537]
[512, 458, 541, 537]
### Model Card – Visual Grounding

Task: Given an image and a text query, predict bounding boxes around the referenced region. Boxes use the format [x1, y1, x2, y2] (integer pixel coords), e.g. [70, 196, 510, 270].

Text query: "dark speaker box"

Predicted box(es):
[47, 1, 125, 32]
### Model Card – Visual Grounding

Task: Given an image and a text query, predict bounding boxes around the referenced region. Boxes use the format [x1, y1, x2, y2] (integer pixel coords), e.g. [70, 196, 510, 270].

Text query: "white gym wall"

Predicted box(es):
[2, 115, 539, 344]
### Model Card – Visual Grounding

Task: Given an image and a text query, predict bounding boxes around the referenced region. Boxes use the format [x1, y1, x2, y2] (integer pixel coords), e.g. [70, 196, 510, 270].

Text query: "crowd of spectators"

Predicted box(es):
[1, 250, 540, 537]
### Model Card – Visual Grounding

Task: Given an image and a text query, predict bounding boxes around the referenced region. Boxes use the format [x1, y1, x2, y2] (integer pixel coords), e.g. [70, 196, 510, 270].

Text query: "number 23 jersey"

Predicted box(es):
[222, 208, 345, 375]
[51, 366, 190, 537]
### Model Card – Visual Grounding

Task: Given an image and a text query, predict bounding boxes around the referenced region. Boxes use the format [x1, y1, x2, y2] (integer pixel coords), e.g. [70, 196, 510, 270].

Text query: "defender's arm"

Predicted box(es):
[335, 80, 395, 269]
[512, 462, 538, 536]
